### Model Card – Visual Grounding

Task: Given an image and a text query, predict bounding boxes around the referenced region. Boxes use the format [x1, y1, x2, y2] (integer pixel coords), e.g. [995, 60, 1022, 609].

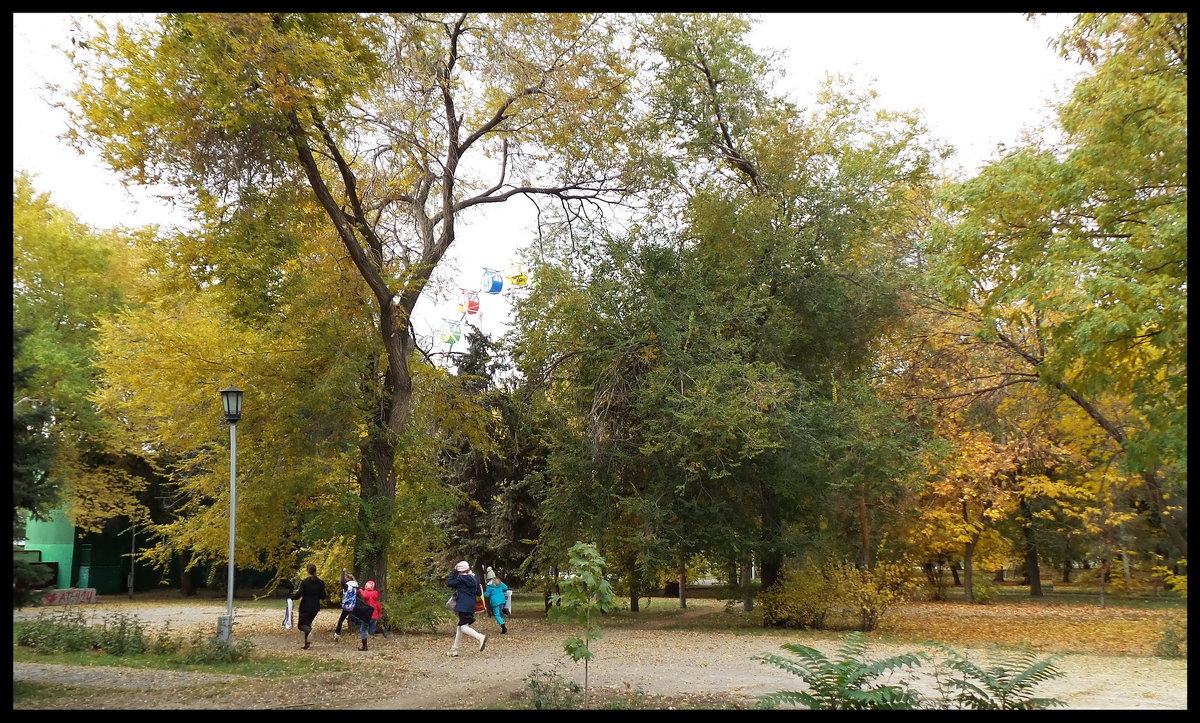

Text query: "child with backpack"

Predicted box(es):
[355, 580, 387, 649]
[333, 569, 359, 641]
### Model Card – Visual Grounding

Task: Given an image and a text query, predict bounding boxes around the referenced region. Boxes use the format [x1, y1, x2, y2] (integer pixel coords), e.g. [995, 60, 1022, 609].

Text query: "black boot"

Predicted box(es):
[360, 637, 368, 651]
[501, 624, 507, 634]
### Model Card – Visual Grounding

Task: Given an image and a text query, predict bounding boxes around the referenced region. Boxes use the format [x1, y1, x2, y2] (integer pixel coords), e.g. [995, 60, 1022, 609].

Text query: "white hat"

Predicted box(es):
[345, 580, 358, 588]
[455, 561, 470, 572]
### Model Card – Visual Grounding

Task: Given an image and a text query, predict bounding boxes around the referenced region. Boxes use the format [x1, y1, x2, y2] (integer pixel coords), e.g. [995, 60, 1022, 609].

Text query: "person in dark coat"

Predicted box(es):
[290, 563, 326, 650]
[446, 560, 487, 657]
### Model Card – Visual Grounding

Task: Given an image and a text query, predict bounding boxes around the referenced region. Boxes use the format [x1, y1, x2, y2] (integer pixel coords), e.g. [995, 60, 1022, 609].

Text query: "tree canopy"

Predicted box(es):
[21, 12, 1184, 608]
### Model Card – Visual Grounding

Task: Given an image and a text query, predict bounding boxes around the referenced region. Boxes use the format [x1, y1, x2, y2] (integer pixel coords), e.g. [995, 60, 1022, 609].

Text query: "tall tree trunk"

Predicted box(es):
[951, 561, 961, 586]
[1098, 557, 1111, 608]
[629, 571, 640, 613]
[963, 538, 976, 604]
[291, 117, 420, 607]
[1061, 560, 1072, 583]
[758, 483, 783, 591]
[358, 433, 396, 600]
[179, 550, 196, 597]
[677, 557, 687, 610]
[1020, 498, 1043, 597]
[857, 484, 872, 568]
[740, 551, 754, 612]
[962, 500, 976, 603]
[545, 564, 559, 614]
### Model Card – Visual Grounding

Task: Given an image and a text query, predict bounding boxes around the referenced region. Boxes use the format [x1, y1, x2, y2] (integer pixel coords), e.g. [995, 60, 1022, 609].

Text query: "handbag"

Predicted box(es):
[474, 595, 486, 613]
[352, 599, 374, 623]
[445, 594, 456, 610]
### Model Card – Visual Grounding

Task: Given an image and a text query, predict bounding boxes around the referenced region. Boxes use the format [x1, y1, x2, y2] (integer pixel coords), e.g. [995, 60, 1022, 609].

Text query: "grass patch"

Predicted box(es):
[13, 681, 97, 705]
[13, 617, 346, 677]
[11, 641, 347, 677]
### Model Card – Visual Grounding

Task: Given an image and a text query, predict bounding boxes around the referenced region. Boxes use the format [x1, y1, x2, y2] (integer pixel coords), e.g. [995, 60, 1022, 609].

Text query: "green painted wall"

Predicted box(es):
[22, 507, 76, 589]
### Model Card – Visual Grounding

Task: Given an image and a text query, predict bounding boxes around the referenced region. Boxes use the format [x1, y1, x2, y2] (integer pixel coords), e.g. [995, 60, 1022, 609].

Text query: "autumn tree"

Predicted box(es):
[639, 16, 945, 590]
[88, 190, 500, 594]
[924, 13, 1187, 560]
[508, 230, 795, 609]
[66, 12, 640, 592]
[13, 325, 60, 539]
[504, 14, 946, 608]
[12, 174, 157, 534]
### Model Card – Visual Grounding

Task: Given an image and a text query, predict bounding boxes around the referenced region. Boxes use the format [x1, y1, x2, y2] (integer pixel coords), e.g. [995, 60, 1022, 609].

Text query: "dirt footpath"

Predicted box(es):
[13, 597, 1188, 710]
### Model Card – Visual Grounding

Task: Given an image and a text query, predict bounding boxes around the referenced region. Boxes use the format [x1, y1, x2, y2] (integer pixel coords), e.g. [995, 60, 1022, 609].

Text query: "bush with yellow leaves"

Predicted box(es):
[760, 559, 915, 631]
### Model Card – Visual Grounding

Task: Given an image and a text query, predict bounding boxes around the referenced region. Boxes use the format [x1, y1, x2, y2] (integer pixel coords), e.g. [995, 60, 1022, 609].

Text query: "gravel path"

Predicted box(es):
[13, 596, 1188, 710]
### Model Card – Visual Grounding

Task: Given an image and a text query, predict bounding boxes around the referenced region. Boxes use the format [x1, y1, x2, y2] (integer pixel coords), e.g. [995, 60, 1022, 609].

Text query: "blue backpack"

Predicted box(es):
[341, 585, 357, 611]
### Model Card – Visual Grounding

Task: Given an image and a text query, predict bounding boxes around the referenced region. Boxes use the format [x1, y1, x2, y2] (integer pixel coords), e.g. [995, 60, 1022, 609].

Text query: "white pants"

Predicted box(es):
[453, 623, 485, 650]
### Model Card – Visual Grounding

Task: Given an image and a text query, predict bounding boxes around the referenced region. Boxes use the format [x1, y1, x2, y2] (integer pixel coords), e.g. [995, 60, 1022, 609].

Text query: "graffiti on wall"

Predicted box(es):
[41, 588, 96, 606]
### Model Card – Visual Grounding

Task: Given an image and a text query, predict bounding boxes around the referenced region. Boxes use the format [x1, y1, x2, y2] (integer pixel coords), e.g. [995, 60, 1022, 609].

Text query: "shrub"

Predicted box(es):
[971, 578, 999, 605]
[760, 560, 913, 631]
[15, 609, 225, 662]
[755, 631, 924, 709]
[845, 560, 913, 631]
[178, 630, 254, 664]
[927, 644, 1066, 710]
[1154, 621, 1186, 658]
[11, 560, 54, 609]
[1152, 558, 1187, 598]
[758, 633, 1068, 710]
[381, 587, 448, 633]
[525, 665, 583, 710]
[151, 623, 183, 655]
[759, 569, 834, 629]
[95, 611, 150, 656]
[716, 578, 763, 610]
[921, 561, 953, 602]
[15, 610, 97, 652]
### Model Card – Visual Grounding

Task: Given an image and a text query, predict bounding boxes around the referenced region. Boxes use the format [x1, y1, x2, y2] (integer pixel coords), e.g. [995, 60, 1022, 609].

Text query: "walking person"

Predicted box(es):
[483, 566, 497, 617]
[333, 569, 359, 642]
[350, 580, 378, 651]
[290, 563, 327, 650]
[360, 579, 389, 640]
[484, 573, 509, 634]
[446, 560, 487, 657]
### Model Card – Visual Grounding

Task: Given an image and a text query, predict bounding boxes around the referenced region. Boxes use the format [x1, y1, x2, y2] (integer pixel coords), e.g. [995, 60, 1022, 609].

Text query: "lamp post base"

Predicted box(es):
[217, 615, 233, 642]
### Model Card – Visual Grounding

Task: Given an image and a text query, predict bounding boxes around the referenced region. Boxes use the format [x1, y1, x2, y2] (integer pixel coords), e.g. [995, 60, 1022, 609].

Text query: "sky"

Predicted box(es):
[12, 12, 1083, 341]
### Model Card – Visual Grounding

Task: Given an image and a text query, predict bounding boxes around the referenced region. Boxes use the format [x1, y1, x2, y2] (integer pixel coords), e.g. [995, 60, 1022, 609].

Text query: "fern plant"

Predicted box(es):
[754, 631, 925, 709]
[930, 644, 1066, 710]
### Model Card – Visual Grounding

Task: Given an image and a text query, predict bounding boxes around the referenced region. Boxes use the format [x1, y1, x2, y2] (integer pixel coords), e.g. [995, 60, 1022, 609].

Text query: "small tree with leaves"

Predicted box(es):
[548, 542, 615, 701]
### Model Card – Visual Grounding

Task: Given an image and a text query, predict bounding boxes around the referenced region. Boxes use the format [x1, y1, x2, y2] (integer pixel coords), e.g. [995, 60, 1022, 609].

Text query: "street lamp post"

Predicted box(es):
[218, 386, 243, 643]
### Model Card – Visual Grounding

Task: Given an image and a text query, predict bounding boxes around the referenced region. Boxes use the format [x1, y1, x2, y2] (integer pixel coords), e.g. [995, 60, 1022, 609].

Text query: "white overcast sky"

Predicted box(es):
[12, 12, 1083, 338]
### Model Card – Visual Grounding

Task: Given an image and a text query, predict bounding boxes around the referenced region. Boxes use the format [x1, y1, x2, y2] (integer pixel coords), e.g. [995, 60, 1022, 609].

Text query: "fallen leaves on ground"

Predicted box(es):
[877, 601, 1186, 656]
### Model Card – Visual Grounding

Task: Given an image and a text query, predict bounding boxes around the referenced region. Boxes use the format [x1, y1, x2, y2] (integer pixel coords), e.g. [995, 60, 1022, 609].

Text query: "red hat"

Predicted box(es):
[365, 580, 376, 591]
